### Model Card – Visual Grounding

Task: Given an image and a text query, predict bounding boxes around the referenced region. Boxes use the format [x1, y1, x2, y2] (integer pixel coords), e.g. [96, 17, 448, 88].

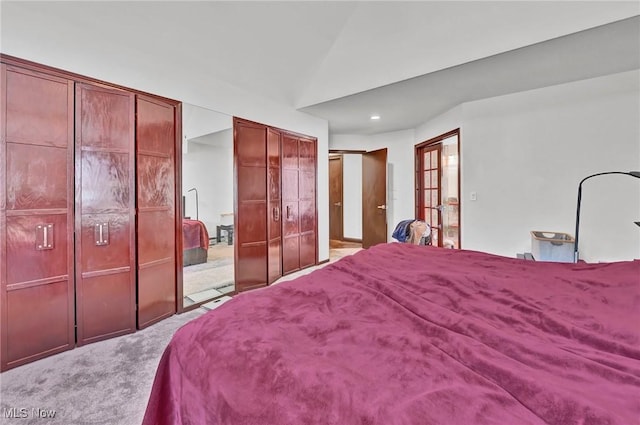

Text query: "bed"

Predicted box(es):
[182, 219, 209, 266]
[143, 243, 639, 425]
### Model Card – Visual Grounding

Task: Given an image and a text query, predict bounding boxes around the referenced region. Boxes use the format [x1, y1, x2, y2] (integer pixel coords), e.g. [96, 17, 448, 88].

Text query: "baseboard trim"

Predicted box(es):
[317, 258, 330, 265]
[342, 237, 362, 243]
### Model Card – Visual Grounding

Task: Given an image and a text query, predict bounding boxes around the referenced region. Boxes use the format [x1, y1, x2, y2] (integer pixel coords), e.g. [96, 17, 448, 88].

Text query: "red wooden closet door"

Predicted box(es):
[75, 83, 136, 345]
[298, 138, 316, 268]
[281, 134, 300, 274]
[267, 128, 282, 284]
[1, 65, 75, 371]
[136, 95, 177, 328]
[234, 118, 268, 292]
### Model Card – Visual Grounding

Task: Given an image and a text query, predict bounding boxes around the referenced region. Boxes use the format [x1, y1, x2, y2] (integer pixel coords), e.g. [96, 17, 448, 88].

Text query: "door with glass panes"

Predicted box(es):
[415, 130, 460, 248]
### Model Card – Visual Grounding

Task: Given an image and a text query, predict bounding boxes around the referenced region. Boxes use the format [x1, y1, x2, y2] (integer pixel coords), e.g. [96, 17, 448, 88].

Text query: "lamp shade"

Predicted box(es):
[574, 171, 640, 262]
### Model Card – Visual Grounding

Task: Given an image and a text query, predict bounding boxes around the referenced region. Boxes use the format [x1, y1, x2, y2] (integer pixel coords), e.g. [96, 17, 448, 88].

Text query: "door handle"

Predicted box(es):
[94, 222, 109, 246]
[334, 202, 342, 207]
[273, 206, 280, 221]
[35, 223, 54, 250]
[286, 205, 291, 219]
[376, 205, 387, 210]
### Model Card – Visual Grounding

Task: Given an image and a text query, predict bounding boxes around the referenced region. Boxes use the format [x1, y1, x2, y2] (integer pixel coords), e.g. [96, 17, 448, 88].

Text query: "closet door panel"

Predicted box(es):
[300, 233, 316, 269]
[76, 83, 135, 346]
[282, 169, 299, 200]
[283, 236, 300, 273]
[138, 155, 174, 208]
[299, 170, 315, 199]
[6, 143, 68, 210]
[237, 203, 267, 244]
[79, 214, 131, 271]
[138, 261, 175, 327]
[238, 167, 267, 201]
[282, 202, 299, 237]
[6, 281, 71, 362]
[5, 68, 69, 146]
[6, 214, 69, 283]
[235, 119, 268, 291]
[299, 139, 315, 170]
[78, 88, 131, 150]
[80, 273, 134, 342]
[299, 200, 315, 233]
[80, 151, 130, 211]
[136, 96, 176, 329]
[282, 135, 298, 168]
[266, 128, 282, 284]
[1, 65, 75, 371]
[137, 210, 174, 264]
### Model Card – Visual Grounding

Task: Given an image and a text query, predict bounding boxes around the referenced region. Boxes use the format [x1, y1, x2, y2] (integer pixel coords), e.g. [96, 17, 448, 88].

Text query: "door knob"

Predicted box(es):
[334, 202, 342, 207]
[377, 205, 387, 210]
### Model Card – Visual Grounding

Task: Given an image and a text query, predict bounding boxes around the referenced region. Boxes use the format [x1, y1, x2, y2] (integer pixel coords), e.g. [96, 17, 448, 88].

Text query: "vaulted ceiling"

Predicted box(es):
[2, 1, 638, 134]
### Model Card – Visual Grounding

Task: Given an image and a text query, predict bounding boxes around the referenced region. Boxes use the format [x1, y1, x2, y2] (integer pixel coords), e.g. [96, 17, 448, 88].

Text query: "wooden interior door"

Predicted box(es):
[234, 118, 268, 292]
[417, 144, 442, 247]
[329, 155, 343, 241]
[267, 128, 282, 284]
[75, 82, 136, 345]
[136, 95, 177, 328]
[362, 148, 388, 248]
[1, 65, 75, 371]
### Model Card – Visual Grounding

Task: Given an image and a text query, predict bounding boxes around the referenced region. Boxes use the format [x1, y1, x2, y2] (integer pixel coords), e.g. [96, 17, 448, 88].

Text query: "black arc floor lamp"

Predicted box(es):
[188, 187, 199, 221]
[574, 171, 640, 263]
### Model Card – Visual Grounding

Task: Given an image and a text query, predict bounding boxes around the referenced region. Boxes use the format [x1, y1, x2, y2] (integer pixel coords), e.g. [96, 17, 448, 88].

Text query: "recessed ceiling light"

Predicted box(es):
[370, 115, 381, 120]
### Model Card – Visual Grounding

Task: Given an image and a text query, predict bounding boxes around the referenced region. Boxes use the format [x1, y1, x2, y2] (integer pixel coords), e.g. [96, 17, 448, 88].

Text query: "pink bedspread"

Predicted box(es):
[143, 243, 640, 425]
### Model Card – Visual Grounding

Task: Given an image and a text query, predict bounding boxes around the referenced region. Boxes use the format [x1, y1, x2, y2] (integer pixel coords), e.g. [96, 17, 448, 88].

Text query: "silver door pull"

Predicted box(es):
[95, 222, 109, 246]
[377, 205, 387, 210]
[35, 223, 54, 250]
[334, 202, 342, 207]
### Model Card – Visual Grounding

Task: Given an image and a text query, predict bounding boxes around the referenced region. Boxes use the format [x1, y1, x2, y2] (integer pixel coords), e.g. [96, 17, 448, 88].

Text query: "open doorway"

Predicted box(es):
[328, 149, 388, 249]
[329, 152, 363, 249]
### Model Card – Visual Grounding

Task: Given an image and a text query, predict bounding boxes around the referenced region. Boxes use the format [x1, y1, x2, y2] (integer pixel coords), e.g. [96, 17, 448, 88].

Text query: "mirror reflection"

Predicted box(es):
[181, 104, 234, 308]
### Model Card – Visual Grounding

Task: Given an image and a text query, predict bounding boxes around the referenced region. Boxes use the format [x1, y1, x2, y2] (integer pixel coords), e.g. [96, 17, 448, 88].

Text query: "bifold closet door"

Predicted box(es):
[75, 83, 136, 345]
[282, 134, 316, 274]
[267, 128, 282, 284]
[298, 137, 317, 268]
[136, 95, 177, 328]
[234, 118, 268, 292]
[0, 65, 75, 371]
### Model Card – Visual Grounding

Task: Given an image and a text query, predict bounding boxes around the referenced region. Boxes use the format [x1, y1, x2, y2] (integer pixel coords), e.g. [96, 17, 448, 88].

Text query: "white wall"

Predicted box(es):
[182, 131, 234, 237]
[332, 72, 639, 262]
[342, 154, 362, 239]
[459, 70, 639, 262]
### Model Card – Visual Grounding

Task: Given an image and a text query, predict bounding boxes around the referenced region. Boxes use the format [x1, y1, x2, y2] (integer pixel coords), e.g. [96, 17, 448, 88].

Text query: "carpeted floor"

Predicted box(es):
[0, 309, 205, 425]
[0, 246, 361, 425]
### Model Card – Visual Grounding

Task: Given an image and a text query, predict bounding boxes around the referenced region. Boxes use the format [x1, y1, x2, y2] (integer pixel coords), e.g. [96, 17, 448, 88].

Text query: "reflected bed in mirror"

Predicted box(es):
[181, 104, 234, 309]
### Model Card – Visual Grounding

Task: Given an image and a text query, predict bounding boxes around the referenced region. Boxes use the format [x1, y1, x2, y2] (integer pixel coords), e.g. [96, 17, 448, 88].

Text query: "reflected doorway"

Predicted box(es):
[329, 152, 364, 246]
[181, 104, 235, 309]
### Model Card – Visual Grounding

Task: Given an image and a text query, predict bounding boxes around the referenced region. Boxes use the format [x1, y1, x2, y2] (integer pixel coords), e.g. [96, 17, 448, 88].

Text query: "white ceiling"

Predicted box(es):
[1, 1, 639, 135]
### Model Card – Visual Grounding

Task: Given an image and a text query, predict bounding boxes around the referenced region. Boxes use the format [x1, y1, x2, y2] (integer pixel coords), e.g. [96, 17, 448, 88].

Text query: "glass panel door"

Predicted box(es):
[415, 130, 460, 248]
[420, 145, 441, 246]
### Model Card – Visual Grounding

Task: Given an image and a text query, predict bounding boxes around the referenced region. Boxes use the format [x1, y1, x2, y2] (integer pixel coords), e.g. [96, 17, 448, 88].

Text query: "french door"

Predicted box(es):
[415, 130, 460, 248]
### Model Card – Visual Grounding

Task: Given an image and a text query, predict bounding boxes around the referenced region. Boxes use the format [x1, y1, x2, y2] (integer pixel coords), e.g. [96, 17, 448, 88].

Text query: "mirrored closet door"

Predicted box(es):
[181, 104, 235, 308]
